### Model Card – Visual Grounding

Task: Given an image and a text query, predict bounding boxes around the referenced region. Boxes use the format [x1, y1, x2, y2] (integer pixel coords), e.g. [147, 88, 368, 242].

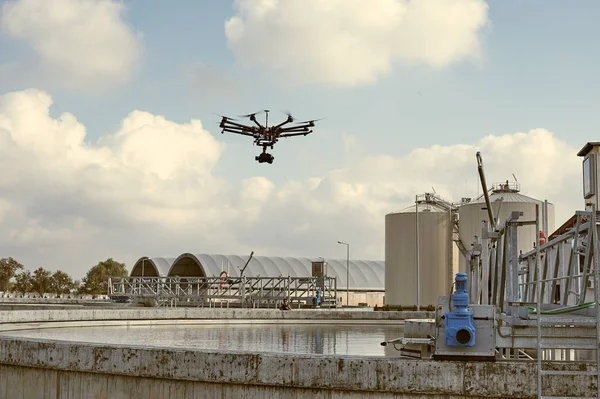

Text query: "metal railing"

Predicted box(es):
[518, 210, 595, 307]
[107, 275, 338, 308]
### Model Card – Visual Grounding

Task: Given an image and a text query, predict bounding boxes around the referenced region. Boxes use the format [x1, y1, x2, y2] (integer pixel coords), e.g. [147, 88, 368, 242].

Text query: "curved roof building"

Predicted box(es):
[130, 257, 175, 277]
[130, 253, 385, 291]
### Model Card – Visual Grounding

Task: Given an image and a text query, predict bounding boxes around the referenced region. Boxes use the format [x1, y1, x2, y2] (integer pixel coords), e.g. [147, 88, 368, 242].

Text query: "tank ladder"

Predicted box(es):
[536, 208, 600, 399]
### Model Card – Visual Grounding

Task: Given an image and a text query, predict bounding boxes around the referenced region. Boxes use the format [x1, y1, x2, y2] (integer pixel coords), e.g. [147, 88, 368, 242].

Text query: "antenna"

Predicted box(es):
[512, 173, 518, 183]
[265, 109, 269, 128]
[431, 187, 436, 194]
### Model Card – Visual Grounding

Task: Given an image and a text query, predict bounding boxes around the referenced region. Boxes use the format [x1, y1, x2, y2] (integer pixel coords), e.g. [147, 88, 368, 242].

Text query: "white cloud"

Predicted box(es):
[0, 89, 583, 278]
[225, 0, 489, 86]
[0, 0, 142, 91]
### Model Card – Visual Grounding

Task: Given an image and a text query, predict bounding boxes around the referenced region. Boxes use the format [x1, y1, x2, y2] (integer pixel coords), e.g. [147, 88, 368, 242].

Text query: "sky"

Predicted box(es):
[0, 0, 598, 278]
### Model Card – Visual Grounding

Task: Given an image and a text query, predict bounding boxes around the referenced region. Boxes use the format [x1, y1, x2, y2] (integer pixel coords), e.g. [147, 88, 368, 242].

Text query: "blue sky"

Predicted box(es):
[2, 0, 598, 179]
[0, 0, 598, 275]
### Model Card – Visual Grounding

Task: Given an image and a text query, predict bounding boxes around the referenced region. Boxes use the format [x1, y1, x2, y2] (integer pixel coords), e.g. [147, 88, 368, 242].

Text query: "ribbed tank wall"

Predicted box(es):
[458, 197, 555, 272]
[385, 209, 454, 308]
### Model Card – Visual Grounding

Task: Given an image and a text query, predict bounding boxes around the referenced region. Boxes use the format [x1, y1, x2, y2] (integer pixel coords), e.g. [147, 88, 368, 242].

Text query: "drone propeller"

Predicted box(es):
[240, 110, 268, 118]
[213, 113, 238, 121]
[297, 117, 325, 124]
[282, 110, 294, 121]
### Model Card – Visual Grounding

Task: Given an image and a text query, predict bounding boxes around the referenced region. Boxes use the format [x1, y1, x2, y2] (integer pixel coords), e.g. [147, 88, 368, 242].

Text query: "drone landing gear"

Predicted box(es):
[256, 146, 274, 164]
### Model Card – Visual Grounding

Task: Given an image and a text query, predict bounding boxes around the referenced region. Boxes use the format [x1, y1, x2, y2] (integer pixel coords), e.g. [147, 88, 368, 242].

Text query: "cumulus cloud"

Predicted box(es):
[0, 89, 582, 277]
[225, 0, 489, 86]
[0, 0, 142, 91]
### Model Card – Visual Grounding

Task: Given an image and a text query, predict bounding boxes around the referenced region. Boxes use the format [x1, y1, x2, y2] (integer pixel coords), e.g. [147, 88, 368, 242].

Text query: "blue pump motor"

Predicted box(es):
[444, 273, 476, 347]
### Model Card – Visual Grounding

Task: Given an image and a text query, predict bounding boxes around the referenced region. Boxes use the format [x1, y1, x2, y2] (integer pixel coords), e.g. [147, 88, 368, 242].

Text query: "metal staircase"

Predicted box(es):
[535, 209, 599, 399]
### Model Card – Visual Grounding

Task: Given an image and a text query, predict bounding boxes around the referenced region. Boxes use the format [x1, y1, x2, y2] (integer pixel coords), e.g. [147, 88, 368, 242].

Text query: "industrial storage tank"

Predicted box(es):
[457, 181, 555, 272]
[385, 194, 458, 309]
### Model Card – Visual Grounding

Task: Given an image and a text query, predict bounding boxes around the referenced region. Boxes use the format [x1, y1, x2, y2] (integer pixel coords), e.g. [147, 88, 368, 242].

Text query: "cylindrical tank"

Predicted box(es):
[458, 182, 555, 272]
[385, 197, 457, 308]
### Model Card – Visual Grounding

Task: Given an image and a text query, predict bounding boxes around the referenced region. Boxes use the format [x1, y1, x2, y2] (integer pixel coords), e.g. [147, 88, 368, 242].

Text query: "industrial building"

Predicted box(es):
[122, 182, 557, 310]
[128, 253, 385, 307]
[384, 182, 555, 309]
[385, 195, 459, 310]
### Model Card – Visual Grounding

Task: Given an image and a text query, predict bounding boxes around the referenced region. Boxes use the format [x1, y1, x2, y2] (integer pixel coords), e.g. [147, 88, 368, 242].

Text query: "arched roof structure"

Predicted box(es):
[130, 257, 175, 277]
[167, 253, 384, 290]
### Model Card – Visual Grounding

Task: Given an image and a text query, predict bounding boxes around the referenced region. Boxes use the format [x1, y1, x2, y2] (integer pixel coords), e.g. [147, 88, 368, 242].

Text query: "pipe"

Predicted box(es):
[415, 195, 421, 311]
[543, 199, 549, 238]
[476, 152, 496, 230]
[527, 301, 596, 315]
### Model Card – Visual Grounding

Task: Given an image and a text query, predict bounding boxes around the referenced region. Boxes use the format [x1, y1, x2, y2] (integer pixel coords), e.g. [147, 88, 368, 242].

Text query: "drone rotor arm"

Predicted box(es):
[282, 122, 313, 130]
[251, 119, 264, 129]
[272, 119, 293, 129]
[279, 130, 313, 138]
[279, 126, 311, 133]
[222, 128, 255, 137]
[221, 120, 254, 129]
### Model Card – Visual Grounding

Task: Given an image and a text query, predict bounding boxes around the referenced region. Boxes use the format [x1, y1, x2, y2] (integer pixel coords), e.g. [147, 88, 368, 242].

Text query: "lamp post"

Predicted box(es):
[337, 241, 350, 306]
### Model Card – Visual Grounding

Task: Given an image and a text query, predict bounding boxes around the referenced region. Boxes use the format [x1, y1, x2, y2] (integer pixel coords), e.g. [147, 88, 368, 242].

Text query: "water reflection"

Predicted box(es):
[1, 323, 404, 357]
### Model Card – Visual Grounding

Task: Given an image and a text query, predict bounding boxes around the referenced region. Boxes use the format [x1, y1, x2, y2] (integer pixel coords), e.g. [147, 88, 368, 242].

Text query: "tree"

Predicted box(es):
[31, 267, 53, 296]
[13, 270, 33, 295]
[79, 258, 128, 295]
[0, 257, 24, 291]
[50, 270, 76, 294]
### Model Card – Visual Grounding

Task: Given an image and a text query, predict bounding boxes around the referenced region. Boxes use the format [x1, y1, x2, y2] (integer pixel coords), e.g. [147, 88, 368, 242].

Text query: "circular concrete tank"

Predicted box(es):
[457, 182, 555, 273]
[385, 198, 457, 309]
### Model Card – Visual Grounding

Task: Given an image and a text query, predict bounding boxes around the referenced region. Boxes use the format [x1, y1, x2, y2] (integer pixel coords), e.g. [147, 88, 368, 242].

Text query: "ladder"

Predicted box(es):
[536, 209, 600, 399]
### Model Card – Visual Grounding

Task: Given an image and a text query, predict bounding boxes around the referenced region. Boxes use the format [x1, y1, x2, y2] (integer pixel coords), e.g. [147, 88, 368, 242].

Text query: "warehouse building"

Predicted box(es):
[130, 253, 385, 306]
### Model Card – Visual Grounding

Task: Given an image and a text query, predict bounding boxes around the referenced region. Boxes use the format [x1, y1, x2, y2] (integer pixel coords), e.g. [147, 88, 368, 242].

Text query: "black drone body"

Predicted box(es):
[219, 110, 319, 164]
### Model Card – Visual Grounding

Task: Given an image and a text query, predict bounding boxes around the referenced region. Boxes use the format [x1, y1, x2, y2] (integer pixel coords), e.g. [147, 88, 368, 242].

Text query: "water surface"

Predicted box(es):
[1, 323, 404, 357]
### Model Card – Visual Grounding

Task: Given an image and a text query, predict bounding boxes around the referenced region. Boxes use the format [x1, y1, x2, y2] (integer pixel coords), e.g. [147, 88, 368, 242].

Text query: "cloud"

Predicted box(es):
[225, 0, 490, 87]
[0, 0, 142, 91]
[0, 88, 582, 278]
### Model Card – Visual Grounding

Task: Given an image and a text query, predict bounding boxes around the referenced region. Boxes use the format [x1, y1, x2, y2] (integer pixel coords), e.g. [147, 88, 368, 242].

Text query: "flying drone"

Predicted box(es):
[219, 110, 321, 164]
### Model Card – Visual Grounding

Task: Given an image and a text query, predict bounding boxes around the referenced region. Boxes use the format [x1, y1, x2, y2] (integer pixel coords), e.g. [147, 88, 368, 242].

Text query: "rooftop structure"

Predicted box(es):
[130, 253, 385, 291]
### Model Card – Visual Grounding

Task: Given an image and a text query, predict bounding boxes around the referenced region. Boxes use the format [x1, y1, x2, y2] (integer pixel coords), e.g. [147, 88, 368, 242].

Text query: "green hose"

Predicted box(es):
[527, 301, 596, 315]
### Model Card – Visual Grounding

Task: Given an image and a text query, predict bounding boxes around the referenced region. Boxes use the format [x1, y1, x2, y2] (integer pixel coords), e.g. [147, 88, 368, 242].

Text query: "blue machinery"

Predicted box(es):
[444, 273, 476, 347]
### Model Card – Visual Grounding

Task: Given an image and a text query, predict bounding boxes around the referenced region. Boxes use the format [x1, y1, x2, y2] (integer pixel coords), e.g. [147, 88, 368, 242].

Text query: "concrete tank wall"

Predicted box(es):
[0, 309, 596, 398]
[385, 203, 458, 308]
[458, 189, 555, 273]
[0, 337, 595, 399]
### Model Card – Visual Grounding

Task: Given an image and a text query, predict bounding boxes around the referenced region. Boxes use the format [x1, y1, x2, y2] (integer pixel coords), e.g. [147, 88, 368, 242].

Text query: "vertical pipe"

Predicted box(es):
[449, 206, 454, 304]
[592, 204, 600, 399]
[415, 195, 421, 311]
[511, 222, 519, 315]
[481, 229, 490, 305]
[543, 199, 549, 237]
[505, 227, 513, 307]
[535, 203, 542, 397]
[346, 244, 349, 307]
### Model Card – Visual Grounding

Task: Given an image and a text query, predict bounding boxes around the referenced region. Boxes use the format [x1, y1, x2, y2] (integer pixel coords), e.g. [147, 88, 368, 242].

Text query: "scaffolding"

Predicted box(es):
[108, 275, 338, 308]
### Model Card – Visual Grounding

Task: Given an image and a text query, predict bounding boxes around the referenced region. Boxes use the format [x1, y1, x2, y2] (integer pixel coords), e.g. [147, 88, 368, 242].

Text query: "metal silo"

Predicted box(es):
[385, 193, 457, 309]
[457, 181, 555, 272]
